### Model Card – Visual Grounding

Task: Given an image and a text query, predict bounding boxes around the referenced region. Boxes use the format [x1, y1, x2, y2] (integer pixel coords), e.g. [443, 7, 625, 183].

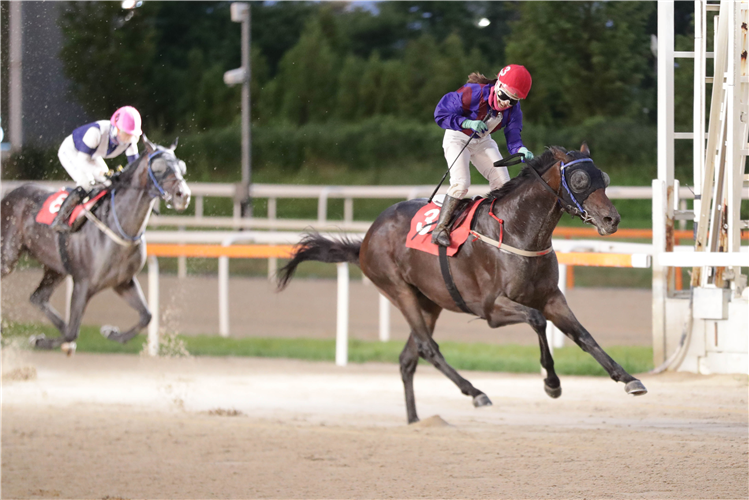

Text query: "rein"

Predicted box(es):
[84, 151, 169, 247]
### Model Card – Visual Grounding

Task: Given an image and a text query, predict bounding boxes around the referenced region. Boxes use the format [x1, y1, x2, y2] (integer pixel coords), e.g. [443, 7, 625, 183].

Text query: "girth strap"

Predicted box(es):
[58, 233, 73, 275]
[438, 245, 474, 315]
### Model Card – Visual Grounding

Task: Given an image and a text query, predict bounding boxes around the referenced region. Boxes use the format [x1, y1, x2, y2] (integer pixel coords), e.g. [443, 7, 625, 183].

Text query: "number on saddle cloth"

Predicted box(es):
[34, 188, 108, 228]
[406, 198, 486, 257]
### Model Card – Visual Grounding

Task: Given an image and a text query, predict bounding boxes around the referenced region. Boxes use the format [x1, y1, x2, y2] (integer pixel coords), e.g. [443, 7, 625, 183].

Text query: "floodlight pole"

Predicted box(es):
[226, 2, 252, 218]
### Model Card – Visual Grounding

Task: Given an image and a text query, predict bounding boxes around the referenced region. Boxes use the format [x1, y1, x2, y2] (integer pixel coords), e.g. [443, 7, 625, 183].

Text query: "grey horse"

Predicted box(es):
[1, 137, 191, 351]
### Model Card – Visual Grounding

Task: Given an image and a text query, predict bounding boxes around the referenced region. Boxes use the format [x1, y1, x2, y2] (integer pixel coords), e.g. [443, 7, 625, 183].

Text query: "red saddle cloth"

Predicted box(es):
[35, 188, 108, 226]
[405, 198, 485, 257]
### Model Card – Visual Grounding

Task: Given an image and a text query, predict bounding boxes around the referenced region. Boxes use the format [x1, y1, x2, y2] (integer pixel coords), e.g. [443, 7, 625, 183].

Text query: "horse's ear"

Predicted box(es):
[143, 135, 156, 154]
[170, 137, 179, 151]
[580, 142, 591, 156]
[550, 146, 570, 162]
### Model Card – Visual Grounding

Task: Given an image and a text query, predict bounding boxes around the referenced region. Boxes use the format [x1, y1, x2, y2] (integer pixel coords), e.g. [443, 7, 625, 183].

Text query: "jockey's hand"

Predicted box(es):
[461, 119, 488, 134]
[518, 147, 534, 161]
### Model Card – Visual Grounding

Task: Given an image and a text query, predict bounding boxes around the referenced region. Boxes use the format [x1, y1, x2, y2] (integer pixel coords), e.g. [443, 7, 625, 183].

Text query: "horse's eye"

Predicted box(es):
[602, 172, 610, 187]
[569, 170, 590, 192]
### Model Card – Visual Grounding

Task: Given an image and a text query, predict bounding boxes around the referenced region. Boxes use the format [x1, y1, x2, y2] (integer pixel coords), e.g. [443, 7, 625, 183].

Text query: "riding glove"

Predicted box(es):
[461, 119, 488, 134]
[518, 146, 534, 161]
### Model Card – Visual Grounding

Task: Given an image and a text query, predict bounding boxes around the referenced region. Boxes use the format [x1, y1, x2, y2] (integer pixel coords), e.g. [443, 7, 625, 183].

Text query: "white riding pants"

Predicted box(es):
[58, 136, 109, 187]
[442, 130, 510, 199]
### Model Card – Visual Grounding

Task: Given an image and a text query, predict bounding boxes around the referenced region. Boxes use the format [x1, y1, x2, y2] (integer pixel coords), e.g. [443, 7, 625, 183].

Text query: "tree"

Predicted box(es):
[59, 2, 156, 119]
[276, 19, 338, 125]
[505, 2, 655, 126]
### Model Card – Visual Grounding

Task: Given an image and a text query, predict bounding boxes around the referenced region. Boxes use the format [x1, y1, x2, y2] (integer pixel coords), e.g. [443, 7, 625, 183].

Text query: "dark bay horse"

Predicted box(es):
[278, 145, 647, 424]
[1, 137, 191, 351]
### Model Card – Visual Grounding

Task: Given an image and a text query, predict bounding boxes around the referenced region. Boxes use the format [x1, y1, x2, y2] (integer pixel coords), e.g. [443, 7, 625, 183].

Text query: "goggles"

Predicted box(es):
[494, 82, 520, 107]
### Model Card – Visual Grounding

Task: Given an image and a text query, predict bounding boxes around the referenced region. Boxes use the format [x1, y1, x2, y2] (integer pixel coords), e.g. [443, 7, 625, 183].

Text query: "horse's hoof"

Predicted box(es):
[28, 334, 46, 347]
[100, 325, 119, 339]
[625, 380, 648, 396]
[544, 384, 562, 399]
[61, 341, 77, 357]
[472, 393, 493, 408]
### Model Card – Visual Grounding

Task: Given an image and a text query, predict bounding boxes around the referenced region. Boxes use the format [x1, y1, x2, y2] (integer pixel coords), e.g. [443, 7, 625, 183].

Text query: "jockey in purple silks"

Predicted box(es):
[52, 106, 143, 233]
[431, 64, 534, 247]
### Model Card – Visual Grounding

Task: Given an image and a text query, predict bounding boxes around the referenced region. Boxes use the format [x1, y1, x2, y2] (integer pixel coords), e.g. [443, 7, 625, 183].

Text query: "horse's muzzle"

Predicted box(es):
[583, 190, 620, 236]
[172, 181, 191, 212]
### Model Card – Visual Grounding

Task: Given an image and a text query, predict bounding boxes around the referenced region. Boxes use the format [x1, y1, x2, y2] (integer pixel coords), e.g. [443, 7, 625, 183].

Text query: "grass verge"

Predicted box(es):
[2, 322, 653, 376]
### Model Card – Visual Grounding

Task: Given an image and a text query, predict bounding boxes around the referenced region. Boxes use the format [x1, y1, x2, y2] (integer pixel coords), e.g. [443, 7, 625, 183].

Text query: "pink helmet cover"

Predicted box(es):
[111, 106, 142, 136]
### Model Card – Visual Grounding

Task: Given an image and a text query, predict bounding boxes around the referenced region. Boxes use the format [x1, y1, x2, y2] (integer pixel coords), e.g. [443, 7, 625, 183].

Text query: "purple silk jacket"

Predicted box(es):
[434, 82, 525, 155]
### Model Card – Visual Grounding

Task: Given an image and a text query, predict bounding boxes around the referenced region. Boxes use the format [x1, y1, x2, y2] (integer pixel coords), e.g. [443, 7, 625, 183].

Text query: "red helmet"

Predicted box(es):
[497, 64, 532, 99]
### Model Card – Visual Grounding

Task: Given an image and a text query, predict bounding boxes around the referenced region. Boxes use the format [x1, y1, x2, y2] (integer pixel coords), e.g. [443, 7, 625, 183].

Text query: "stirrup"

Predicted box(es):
[431, 226, 451, 247]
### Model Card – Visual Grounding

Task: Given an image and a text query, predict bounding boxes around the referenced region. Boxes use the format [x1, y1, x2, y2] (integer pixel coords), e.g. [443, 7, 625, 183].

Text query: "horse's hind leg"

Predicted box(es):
[1, 219, 24, 278]
[29, 268, 68, 334]
[101, 278, 152, 344]
[399, 335, 420, 423]
[398, 294, 444, 424]
[487, 296, 561, 398]
[391, 286, 490, 412]
[543, 291, 647, 395]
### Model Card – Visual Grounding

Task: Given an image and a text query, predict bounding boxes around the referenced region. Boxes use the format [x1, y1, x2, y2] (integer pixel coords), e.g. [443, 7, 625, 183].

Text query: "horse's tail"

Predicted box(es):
[277, 232, 361, 291]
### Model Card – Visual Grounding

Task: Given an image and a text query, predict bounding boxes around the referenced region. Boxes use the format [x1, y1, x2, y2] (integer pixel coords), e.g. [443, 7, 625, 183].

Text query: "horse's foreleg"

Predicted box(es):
[487, 297, 560, 398]
[102, 278, 152, 344]
[33, 280, 90, 350]
[29, 268, 68, 334]
[543, 291, 647, 395]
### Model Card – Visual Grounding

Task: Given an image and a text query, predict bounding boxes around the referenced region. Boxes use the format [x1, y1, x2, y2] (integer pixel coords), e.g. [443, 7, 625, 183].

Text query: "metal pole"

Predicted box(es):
[147, 256, 160, 356]
[336, 262, 349, 366]
[9, 1, 23, 152]
[241, 4, 252, 218]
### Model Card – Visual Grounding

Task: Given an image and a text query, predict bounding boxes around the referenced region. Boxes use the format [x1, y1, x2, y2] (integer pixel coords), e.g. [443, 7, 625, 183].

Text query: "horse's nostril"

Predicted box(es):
[604, 216, 613, 225]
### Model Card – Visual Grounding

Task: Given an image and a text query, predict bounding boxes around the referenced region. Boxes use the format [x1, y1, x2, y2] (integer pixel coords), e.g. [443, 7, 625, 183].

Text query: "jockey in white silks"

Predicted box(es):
[52, 106, 142, 232]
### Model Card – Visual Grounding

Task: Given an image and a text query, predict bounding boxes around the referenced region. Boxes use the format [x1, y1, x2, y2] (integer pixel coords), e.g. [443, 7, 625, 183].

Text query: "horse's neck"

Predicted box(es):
[489, 181, 563, 249]
[106, 183, 155, 238]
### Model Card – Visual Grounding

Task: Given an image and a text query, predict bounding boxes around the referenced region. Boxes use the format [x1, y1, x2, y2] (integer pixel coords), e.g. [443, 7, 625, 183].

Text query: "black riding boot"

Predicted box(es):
[51, 187, 86, 233]
[431, 195, 462, 247]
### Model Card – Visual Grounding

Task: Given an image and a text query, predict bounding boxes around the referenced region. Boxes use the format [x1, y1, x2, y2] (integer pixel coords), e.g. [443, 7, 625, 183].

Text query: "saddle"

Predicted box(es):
[35, 187, 108, 231]
[405, 196, 486, 257]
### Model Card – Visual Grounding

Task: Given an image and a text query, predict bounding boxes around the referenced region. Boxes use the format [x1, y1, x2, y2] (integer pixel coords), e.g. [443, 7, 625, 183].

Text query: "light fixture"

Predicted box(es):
[121, 0, 143, 10]
[478, 18, 491, 28]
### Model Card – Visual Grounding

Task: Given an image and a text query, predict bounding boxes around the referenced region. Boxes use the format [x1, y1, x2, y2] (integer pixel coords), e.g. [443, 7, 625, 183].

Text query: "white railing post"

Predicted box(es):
[344, 197, 354, 223]
[268, 197, 277, 280]
[219, 255, 230, 337]
[147, 256, 160, 356]
[177, 226, 187, 279]
[379, 293, 390, 342]
[546, 263, 567, 353]
[336, 262, 349, 366]
[318, 187, 330, 223]
[64, 276, 73, 322]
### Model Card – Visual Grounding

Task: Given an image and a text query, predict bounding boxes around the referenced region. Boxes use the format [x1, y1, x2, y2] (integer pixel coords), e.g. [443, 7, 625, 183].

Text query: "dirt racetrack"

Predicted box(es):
[2, 351, 747, 499]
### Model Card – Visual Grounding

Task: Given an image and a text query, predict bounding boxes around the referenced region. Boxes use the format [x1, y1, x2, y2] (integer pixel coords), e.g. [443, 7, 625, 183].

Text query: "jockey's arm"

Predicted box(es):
[434, 91, 468, 131]
[504, 101, 525, 155]
[125, 142, 138, 164]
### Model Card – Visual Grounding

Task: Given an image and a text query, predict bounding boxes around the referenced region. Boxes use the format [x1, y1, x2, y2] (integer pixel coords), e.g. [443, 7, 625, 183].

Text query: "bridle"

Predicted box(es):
[87, 149, 182, 246]
[526, 158, 597, 225]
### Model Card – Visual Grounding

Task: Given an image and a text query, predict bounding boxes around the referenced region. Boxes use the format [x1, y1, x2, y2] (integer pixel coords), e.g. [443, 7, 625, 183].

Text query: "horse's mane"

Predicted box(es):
[486, 147, 588, 200]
